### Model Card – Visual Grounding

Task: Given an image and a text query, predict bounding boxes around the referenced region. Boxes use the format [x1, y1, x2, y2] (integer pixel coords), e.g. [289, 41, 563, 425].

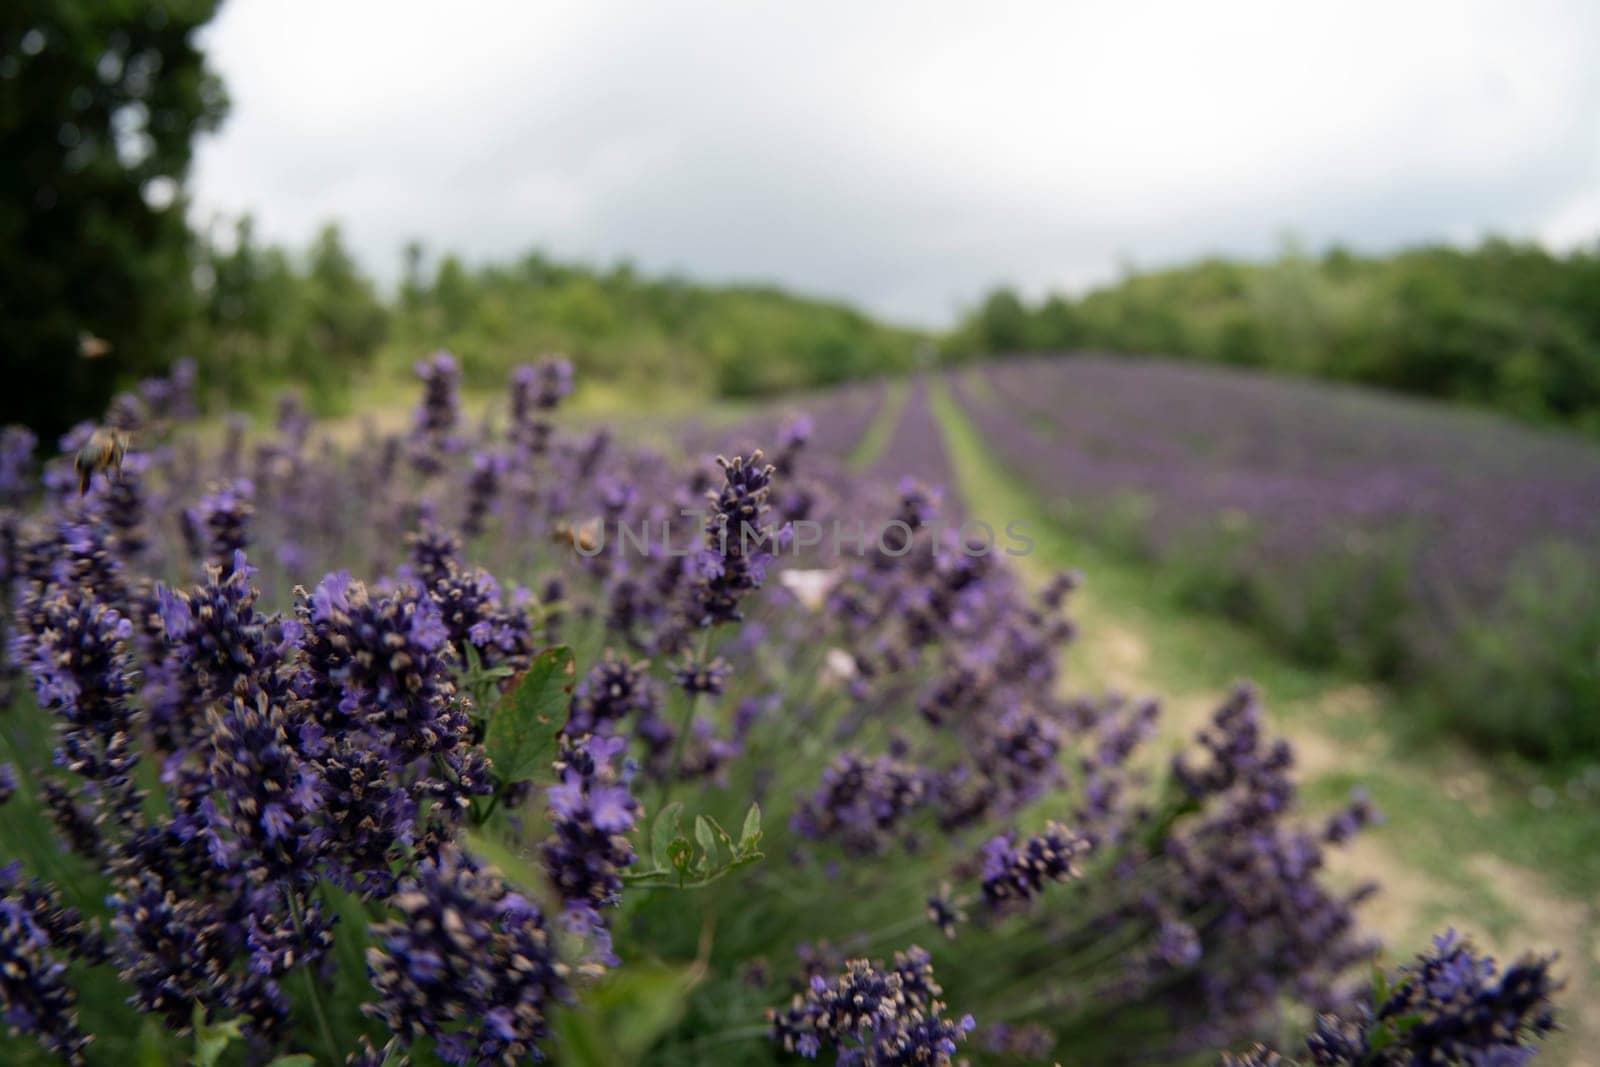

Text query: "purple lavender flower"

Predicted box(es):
[691, 450, 780, 628]
[188, 479, 255, 570]
[297, 571, 460, 749]
[0, 866, 102, 1065]
[104, 391, 146, 434]
[109, 871, 290, 1039]
[542, 735, 639, 920]
[792, 753, 929, 857]
[769, 946, 973, 1067]
[461, 449, 507, 538]
[312, 733, 420, 897]
[1323, 787, 1382, 844]
[566, 652, 658, 736]
[203, 686, 323, 884]
[20, 586, 143, 818]
[410, 351, 462, 473]
[399, 528, 536, 679]
[979, 822, 1090, 910]
[1041, 568, 1081, 611]
[1153, 918, 1203, 969]
[365, 846, 567, 1066]
[926, 884, 966, 940]
[673, 655, 730, 698]
[38, 778, 104, 860]
[135, 358, 197, 423]
[1232, 929, 1559, 1065]
[509, 358, 574, 455]
[406, 524, 461, 588]
[101, 451, 149, 559]
[772, 413, 812, 477]
[153, 552, 284, 740]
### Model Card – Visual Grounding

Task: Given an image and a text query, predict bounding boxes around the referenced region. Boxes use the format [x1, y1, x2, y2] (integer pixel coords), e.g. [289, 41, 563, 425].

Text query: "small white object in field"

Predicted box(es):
[780, 568, 838, 612]
[822, 647, 858, 686]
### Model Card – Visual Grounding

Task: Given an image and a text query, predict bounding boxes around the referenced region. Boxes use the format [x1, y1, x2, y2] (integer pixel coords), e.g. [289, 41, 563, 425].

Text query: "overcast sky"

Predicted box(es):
[190, 0, 1600, 327]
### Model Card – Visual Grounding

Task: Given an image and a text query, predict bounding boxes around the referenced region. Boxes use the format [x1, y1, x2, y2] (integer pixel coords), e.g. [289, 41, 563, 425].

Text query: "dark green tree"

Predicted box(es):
[399, 239, 427, 313]
[1, 0, 227, 439]
[973, 286, 1033, 353]
[300, 223, 386, 367]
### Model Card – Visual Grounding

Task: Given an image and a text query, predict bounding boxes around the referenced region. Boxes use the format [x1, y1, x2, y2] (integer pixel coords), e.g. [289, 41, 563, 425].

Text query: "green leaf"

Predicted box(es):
[484, 646, 575, 783]
[320, 881, 379, 1007]
[587, 961, 696, 1061]
[705, 815, 735, 851]
[553, 1006, 622, 1067]
[650, 801, 683, 869]
[1371, 960, 1391, 1007]
[552, 964, 698, 1063]
[739, 802, 762, 853]
[136, 1018, 172, 1067]
[192, 1004, 246, 1067]
[693, 815, 719, 873]
[266, 1057, 317, 1067]
[624, 803, 765, 890]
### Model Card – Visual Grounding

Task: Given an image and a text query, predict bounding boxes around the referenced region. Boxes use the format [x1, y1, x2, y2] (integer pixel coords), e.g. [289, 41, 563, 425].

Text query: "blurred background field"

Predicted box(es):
[5, 0, 1600, 1061]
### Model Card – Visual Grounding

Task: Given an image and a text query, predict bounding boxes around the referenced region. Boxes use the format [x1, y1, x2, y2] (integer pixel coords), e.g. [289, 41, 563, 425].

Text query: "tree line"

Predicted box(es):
[946, 240, 1600, 433]
[190, 223, 924, 414]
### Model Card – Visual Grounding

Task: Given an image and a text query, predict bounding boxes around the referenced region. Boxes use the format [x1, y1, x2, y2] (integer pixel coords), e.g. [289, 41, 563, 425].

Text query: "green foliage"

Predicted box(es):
[383, 248, 923, 401]
[553, 962, 697, 1067]
[1426, 544, 1600, 760]
[482, 645, 576, 786]
[458, 642, 517, 718]
[624, 801, 763, 890]
[948, 238, 1600, 432]
[190, 1005, 245, 1067]
[0, 0, 229, 439]
[1162, 522, 1419, 682]
[191, 1005, 316, 1067]
[191, 218, 388, 413]
[1161, 516, 1600, 763]
[182, 234, 924, 417]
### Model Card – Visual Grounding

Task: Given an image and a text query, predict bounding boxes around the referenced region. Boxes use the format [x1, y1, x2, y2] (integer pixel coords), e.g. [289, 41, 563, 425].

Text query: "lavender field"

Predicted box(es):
[949, 356, 1600, 761]
[0, 355, 1574, 1066]
[0, 355, 1568, 1062]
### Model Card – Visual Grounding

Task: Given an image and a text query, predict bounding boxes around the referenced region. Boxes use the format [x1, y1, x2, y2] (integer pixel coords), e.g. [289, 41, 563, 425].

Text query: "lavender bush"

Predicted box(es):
[0, 357, 1558, 1065]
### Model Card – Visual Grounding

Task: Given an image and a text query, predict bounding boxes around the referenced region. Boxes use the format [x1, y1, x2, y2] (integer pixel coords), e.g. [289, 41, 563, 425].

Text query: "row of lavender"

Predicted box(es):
[0, 355, 1557, 1065]
[862, 379, 962, 517]
[955, 355, 1600, 759]
[675, 378, 889, 465]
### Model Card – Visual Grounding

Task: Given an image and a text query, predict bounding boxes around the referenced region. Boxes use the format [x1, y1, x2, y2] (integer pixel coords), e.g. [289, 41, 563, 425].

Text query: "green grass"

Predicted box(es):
[845, 378, 908, 471]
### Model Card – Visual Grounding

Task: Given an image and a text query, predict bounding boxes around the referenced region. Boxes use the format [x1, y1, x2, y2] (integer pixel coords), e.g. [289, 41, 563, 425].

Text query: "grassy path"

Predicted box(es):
[926, 378, 1599, 1061]
[846, 378, 908, 471]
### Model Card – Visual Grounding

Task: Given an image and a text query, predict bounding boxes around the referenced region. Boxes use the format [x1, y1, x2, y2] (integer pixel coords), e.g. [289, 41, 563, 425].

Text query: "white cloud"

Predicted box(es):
[191, 0, 1600, 326]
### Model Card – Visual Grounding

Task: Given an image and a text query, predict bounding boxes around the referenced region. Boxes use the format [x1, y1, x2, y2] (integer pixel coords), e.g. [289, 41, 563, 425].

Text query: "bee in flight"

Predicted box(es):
[550, 516, 604, 554]
[74, 427, 128, 496]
